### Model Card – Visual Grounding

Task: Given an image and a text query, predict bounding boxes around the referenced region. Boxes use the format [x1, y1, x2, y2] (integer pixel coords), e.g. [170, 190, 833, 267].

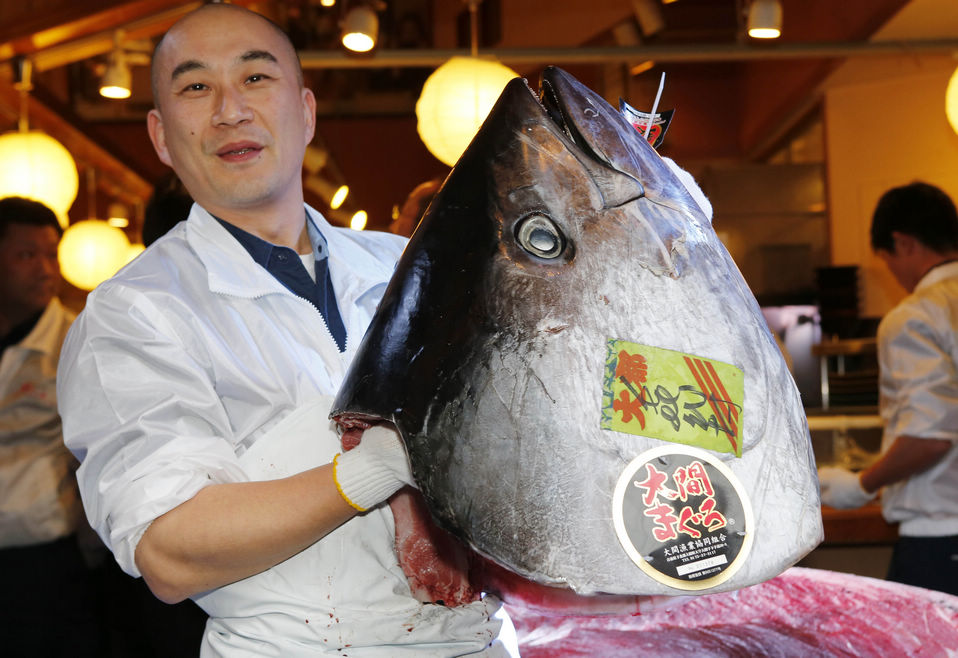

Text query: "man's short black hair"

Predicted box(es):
[0, 197, 62, 242]
[870, 181, 958, 254]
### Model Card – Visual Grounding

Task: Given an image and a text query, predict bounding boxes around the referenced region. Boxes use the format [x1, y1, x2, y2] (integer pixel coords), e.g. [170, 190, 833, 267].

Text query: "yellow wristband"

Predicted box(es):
[333, 453, 368, 512]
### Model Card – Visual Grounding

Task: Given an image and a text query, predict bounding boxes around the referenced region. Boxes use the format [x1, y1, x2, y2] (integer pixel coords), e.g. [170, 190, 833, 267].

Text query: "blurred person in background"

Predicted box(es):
[390, 177, 442, 237]
[0, 197, 100, 657]
[819, 181, 958, 596]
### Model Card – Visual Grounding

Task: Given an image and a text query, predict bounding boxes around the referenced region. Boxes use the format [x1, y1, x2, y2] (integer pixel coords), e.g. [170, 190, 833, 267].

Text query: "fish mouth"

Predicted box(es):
[531, 67, 647, 209]
[538, 76, 577, 144]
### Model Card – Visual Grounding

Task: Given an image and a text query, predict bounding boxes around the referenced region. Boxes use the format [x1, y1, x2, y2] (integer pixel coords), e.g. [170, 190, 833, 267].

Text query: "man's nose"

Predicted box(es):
[40, 254, 60, 280]
[213, 86, 254, 126]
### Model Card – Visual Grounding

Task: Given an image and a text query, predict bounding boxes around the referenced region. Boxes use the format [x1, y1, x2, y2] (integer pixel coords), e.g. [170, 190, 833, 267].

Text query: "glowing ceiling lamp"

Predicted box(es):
[58, 169, 132, 291]
[747, 0, 782, 39]
[99, 31, 135, 100]
[59, 219, 131, 290]
[350, 210, 368, 231]
[100, 49, 132, 99]
[0, 132, 79, 229]
[342, 5, 378, 53]
[107, 202, 129, 228]
[304, 174, 350, 211]
[0, 57, 78, 228]
[330, 184, 349, 209]
[947, 66, 958, 135]
[415, 1, 518, 167]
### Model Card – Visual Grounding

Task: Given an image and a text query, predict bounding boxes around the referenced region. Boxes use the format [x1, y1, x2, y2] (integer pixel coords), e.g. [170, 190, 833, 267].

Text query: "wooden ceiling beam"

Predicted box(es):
[0, 1, 203, 72]
[0, 0, 196, 62]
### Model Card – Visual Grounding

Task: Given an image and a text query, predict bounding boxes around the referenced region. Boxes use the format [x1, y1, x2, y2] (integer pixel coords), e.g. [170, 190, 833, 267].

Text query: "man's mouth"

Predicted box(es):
[216, 142, 263, 160]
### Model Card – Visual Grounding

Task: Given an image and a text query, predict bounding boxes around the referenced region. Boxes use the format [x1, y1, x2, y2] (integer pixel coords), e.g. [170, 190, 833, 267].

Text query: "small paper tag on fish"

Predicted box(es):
[619, 100, 674, 149]
[612, 445, 753, 590]
[601, 339, 744, 457]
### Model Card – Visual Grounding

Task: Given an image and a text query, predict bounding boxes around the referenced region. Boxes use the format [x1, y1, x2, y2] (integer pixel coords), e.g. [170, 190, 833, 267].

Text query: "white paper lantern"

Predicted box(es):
[416, 56, 518, 167]
[946, 65, 958, 136]
[0, 131, 78, 228]
[59, 219, 131, 290]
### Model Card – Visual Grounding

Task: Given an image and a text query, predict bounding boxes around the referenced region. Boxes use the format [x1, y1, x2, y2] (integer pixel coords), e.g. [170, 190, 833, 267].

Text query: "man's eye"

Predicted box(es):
[247, 74, 270, 84]
[180, 83, 207, 93]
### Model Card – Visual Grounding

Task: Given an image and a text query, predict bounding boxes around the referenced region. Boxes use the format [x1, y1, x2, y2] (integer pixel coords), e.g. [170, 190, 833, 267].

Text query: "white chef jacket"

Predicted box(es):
[57, 204, 506, 656]
[877, 260, 958, 537]
[0, 297, 81, 548]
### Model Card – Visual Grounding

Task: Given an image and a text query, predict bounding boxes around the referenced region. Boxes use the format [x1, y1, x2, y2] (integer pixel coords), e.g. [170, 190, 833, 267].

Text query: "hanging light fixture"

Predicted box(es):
[747, 0, 782, 39]
[107, 202, 130, 228]
[330, 184, 349, 209]
[342, 4, 379, 53]
[946, 66, 958, 135]
[100, 49, 132, 99]
[350, 210, 368, 231]
[304, 175, 351, 211]
[302, 144, 351, 211]
[0, 57, 78, 228]
[58, 169, 131, 291]
[59, 219, 132, 290]
[415, 0, 519, 167]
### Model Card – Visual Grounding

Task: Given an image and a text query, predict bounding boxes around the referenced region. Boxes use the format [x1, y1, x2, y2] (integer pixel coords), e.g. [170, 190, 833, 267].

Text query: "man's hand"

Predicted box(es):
[818, 466, 876, 509]
[334, 425, 415, 511]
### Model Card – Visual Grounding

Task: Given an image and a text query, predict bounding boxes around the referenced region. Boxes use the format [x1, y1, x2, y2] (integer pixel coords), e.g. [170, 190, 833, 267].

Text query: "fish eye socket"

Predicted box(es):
[515, 213, 565, 259]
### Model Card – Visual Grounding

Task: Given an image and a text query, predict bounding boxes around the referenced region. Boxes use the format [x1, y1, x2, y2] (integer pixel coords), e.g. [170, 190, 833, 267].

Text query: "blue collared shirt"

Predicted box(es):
[216, 215, 347, 351]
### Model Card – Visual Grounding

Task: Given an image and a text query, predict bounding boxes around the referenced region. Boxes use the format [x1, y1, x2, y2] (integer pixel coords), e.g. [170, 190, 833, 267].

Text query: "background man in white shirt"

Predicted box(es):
[0, 197, 100, 656]
[819, 181, 958, 596]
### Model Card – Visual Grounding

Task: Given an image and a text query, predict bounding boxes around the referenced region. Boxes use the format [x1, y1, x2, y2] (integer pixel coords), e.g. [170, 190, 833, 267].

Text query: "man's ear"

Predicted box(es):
[891, 231, 918, 255]
[147, 109, 173, 167]
[302, 88, 317, 146]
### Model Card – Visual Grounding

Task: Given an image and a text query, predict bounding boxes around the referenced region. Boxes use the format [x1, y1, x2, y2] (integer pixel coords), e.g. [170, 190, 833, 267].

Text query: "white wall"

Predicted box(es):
[824, 0, 958, 318]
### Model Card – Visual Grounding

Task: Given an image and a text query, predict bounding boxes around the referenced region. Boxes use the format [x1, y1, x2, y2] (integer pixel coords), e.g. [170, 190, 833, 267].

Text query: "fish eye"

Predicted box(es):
[515, 213, 565, 259]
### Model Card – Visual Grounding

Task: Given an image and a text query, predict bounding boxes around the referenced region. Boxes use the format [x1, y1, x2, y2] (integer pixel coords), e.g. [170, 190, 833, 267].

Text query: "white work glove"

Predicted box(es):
[333, 424, 415, 512]
[818, 466, 876, 509]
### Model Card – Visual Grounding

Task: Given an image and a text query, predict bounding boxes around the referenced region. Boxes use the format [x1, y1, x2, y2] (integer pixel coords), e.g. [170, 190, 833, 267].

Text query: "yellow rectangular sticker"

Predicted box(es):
[601, 339, 744, 457]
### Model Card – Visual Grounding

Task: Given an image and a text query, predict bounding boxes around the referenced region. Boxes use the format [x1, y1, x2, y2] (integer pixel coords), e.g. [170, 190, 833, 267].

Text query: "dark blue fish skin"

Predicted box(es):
[332, 67, 821, 596]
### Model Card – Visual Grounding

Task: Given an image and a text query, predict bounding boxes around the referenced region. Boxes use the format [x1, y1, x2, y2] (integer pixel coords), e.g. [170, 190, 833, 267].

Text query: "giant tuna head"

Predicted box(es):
[332, 66, 821, 597]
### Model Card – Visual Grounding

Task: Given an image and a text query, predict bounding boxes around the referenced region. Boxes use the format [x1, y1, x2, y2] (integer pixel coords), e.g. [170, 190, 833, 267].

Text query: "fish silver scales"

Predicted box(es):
[332, 66, 822, 598]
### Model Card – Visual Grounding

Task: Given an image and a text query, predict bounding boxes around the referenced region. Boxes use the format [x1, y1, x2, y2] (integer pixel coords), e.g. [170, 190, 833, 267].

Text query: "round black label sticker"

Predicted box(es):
[612, 445, 753, 591]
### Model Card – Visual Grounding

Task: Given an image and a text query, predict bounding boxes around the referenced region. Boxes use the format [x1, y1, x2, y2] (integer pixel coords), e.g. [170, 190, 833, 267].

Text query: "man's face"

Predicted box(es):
[875, 242, 920, 292]
[147, 7, 316, 217]
[0, 223, 60, 318]
[875, 232, 922, 293]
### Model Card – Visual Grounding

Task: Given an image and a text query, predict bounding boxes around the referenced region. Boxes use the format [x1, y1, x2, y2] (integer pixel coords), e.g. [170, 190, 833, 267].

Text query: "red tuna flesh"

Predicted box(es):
[506, 566, 958, 656]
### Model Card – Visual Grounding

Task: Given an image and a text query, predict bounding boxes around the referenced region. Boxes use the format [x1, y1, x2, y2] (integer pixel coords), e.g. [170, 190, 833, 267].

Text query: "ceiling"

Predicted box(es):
[0, 0, 948, 235]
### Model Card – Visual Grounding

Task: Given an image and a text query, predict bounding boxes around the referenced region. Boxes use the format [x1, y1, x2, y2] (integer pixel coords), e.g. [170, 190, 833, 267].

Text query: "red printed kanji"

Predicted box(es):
[644, 503, 679, 541]
[635, 463, 676, 506]
[613, 390, 645, 428]
[672, 461, 716, 501]
[616, 350, 648, 386]
[698, 496, 727, 531]
[686, 461, 715, 496]
[677, 506, 704, 539]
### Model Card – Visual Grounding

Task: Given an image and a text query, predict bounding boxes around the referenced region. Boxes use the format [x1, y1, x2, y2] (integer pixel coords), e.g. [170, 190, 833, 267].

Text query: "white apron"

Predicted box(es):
[193, 396, 510, 657]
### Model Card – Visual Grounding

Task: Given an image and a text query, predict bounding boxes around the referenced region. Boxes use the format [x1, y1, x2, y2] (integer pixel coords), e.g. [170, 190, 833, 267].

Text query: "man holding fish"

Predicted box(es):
[56, 4, 512, 655]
